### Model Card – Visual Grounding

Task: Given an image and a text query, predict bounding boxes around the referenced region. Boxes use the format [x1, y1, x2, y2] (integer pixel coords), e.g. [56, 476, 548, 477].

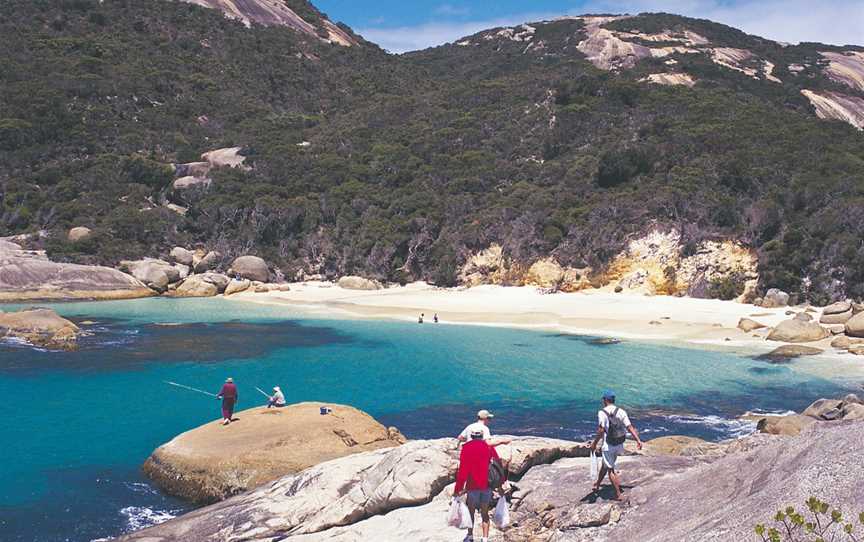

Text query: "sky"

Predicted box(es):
[313, 0, 864, 53]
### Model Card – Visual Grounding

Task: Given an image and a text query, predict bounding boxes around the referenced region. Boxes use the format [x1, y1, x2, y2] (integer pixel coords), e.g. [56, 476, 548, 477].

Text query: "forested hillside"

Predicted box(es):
[1, 0, 864, 302]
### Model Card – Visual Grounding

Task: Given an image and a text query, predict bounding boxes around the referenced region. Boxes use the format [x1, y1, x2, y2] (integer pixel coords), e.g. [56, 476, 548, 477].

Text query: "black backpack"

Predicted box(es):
[488, 457, 507, 489]
[602, 407, 628, 446]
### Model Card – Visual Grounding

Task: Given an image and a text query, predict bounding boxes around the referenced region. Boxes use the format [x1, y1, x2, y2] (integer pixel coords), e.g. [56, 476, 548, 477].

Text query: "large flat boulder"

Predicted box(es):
[766, 319, 830, 343]
[0, 308, 79, 350]
[0, 243, 152, 301]
[142, 403, 406, 504]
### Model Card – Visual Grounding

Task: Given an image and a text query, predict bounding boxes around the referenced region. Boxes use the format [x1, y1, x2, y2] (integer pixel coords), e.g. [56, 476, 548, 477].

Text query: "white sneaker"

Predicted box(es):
[222, 419, 230, 425]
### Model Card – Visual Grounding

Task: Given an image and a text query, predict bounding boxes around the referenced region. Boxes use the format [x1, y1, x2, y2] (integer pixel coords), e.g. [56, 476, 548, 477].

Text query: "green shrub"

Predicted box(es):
[756, 498, 864, 542]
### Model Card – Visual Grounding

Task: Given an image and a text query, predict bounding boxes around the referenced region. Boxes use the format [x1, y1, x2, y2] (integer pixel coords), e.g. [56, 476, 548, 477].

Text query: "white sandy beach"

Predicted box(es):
[229, 282, 864, 381]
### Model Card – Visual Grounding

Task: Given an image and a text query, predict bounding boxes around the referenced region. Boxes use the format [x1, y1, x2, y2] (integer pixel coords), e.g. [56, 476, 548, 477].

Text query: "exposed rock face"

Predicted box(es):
[0, 241, 152, 301]
[845, 312, 864, 337]
[640, 435, 713, 456]
[0, 308, 79, 350]
[337, 276, 382, 290]
[201, 147, 250, 170]
[178, 0, 359, 46]
[172, 175, 211, 190]
[122, 435, 585, 541]
[66, 226, 92, 242]
[459, 244, 509, 286]
[524, 258, 565, 288]
[801, 89, 864, 130]
[766, 319, 829, 343]
[821, 50, 864, 92]
[169, 247, 194, 266]
[229, 255, 269, 282]
[641, 72, 696, 86]
[142, 403, 405, 504]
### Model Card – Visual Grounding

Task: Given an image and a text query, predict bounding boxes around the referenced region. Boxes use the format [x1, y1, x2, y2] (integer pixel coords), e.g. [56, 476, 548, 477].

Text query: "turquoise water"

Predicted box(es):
[0, 298, 852, 542]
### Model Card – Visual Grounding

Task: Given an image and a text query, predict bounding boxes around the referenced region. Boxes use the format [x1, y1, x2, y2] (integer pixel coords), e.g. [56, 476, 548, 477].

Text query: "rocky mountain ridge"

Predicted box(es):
[2, 2, 864, 304]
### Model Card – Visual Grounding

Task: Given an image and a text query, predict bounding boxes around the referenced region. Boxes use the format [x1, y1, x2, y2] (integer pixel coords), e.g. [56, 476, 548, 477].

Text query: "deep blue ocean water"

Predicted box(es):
[0, 297, 853, 542]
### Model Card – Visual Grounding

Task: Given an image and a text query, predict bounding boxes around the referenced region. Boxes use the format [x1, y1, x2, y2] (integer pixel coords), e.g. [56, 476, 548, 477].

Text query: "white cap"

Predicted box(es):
[273, 386, 280, 392]
[477, 409, 494, 420]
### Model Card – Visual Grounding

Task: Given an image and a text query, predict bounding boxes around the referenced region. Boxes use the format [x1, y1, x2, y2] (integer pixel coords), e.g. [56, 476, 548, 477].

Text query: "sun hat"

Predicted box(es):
[477, 409, 494, 419]
[273, 386, 280, 392]
[226, 377, 233, 383]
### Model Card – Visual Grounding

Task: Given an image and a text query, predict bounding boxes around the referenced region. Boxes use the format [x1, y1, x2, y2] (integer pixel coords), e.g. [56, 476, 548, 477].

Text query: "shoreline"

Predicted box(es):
[229, 281, 863, 381]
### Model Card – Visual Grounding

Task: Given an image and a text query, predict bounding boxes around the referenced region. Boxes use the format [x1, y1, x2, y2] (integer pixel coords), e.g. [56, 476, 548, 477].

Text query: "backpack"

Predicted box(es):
[488, 456, 507, 489]
[602, 407, 628, 446]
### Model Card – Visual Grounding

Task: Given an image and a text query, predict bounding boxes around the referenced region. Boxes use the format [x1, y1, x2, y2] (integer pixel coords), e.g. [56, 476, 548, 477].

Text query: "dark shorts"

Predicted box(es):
[466, 489, 492, 509]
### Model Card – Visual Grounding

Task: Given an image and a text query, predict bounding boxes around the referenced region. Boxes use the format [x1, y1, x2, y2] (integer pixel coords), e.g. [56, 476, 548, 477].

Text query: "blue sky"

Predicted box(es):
[313, 0, 864, 53]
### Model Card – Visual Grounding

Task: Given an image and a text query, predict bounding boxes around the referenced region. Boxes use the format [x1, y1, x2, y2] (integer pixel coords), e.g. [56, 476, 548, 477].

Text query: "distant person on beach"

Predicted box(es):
[454, 429, 501, 542]
[267, 386, 286, 408]
[589, 390, 642, 501]
[433, 313, 439, 323]
[418, 313, 424, 323]
[458, 409, 511, 447]
[216, 377, 239, 426]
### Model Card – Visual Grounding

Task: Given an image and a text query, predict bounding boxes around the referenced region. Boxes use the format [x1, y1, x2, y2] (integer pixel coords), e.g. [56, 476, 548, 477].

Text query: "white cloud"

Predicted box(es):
[357, 0, 864, 53]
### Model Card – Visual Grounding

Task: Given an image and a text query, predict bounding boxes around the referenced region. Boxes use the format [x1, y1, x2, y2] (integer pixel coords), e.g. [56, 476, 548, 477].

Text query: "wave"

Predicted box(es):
[662, 413, 757, 439]
[119, 506, 177, 532]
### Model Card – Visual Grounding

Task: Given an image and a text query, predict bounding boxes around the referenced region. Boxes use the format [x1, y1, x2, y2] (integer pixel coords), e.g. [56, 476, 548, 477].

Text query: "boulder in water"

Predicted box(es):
[759, 344, 823, 362]
[142, 402, 406, 504]
[0, 308, 79, 350]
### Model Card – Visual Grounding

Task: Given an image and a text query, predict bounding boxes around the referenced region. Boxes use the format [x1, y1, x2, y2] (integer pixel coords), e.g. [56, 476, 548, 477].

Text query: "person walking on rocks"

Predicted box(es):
[216, 377, 239, 425]
[589, 390, 642, 501]
[454, 429, 500, 542]
[457, 409, 511, 447]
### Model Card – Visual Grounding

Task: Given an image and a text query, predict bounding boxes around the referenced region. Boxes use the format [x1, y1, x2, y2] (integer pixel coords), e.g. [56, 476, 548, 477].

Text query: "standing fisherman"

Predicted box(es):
[216, 377, 239, 426]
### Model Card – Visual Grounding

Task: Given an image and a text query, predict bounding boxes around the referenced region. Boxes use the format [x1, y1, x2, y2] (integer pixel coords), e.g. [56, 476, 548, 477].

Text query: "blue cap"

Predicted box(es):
[602, 390, 616, 400]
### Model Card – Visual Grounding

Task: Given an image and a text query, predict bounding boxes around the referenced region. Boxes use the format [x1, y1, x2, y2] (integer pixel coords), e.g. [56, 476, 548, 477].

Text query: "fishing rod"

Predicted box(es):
[164, 381, 217, 398]
[255, 386, 270, 398]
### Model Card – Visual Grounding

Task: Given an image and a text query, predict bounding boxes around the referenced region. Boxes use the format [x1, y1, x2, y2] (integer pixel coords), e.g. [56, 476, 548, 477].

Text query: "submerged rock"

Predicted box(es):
[0, 308, 79, 350]
[759, 344, 824, 362]
[142, 402, 406, 504]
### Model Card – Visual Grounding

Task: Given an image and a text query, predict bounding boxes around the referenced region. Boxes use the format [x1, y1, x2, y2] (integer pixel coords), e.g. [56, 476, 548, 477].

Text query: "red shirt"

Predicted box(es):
[218, 383, 238, 401]
[455, 439, 499, 493]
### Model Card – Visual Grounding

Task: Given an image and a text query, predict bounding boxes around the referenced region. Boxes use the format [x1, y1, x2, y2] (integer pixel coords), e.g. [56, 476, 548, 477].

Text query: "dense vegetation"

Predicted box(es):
[1, 0, 864, 302]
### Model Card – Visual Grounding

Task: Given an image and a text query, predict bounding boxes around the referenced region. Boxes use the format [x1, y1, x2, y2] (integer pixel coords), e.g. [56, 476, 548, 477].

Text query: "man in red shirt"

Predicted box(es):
[454, 429, 500, 542]
[216, 377, 238, 426]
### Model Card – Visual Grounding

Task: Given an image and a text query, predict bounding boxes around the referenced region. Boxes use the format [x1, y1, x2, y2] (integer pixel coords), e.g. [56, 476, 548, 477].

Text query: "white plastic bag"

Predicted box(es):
[447, 497, 473, 529]
[458, 499, 473, 529]
[446, 497, 462, 527]
[590, 451, 599, 480]
[493, 496, 510, 529]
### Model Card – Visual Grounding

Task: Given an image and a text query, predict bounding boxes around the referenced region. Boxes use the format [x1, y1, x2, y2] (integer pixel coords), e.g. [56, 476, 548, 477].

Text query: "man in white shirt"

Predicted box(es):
[267, 386, 286, 408]
[457, 409, 511, 446]
[589, 390, 642, 501]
